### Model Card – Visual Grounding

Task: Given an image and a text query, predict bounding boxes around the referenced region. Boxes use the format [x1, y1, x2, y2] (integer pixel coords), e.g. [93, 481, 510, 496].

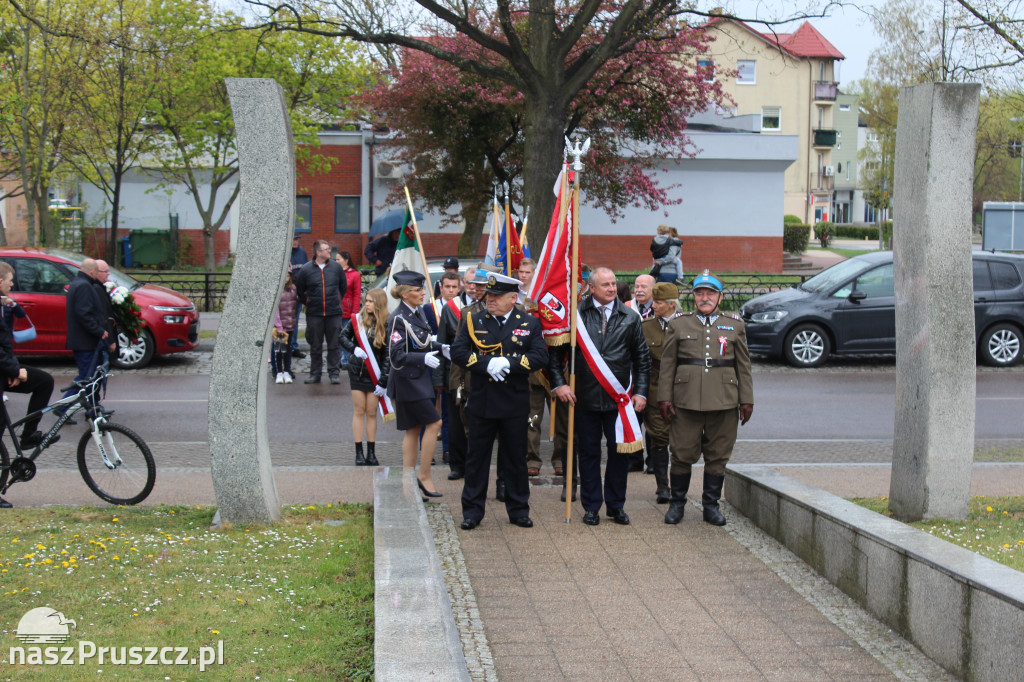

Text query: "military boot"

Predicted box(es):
[702, 473, 727, 526]
[664, 472, 691, 524]
[365, 442, 379, 466]
[652, 446, 671, 504]
[354, 442, 366, 466]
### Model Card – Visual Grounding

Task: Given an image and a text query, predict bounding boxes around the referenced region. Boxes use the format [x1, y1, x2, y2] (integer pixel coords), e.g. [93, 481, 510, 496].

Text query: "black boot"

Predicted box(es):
[702, 473, 727, 526]
[354, 442, 366, 466]
[652, 446, 670, 504]
[365, 442, 379, 466]
[664, 472, 691, 524]
[495, 478, 507, 502]
[560, 475, 578, 502]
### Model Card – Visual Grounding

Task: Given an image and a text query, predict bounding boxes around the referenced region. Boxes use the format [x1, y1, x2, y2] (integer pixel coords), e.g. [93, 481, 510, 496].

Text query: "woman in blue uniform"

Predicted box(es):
[386, 270, 448, 497]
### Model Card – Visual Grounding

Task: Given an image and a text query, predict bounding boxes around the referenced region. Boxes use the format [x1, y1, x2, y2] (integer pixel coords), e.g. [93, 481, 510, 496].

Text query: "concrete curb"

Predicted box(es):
[727, 464, 1024, 682]
[373, 467, 469, 681]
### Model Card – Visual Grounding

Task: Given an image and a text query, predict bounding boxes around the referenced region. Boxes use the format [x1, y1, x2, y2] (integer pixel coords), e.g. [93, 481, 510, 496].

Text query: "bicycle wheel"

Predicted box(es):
[0, 439, 9, 492]
[77, 422, 156, 505]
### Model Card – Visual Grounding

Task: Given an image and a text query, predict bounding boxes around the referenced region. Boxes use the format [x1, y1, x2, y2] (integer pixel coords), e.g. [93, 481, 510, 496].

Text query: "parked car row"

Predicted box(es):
[740, 251, 1024, 368]
[0, 248, 199, 369]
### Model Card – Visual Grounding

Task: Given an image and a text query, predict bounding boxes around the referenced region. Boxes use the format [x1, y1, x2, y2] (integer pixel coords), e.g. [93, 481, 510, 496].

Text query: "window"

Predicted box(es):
[839, 104, 851, 112]
[12, 258, 73, 295]
[846, 162, 851, 180]
[761, 106, 781, 131]
[334, 196, 360, 233]
[990, 261, 1022, 290]
[697, 58, 715, 82]
[736, 60, 756, 84]
[295, 196, 312, 233]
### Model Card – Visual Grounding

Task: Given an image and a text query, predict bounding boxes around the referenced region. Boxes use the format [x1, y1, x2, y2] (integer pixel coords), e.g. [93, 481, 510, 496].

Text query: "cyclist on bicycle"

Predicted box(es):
[0, 262, 57, 508]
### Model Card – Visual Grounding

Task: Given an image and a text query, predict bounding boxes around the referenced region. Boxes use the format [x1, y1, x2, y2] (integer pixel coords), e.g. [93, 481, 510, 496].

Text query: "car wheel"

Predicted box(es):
[783, 324, 831, 368]
[979, 323, 1022, 367]
[113, 329, 155, 369]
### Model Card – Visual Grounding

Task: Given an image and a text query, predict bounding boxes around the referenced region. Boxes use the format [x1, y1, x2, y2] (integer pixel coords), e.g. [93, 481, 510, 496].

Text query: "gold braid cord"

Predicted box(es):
[466, 312, 503, 355]
[617, 439, 644, 454]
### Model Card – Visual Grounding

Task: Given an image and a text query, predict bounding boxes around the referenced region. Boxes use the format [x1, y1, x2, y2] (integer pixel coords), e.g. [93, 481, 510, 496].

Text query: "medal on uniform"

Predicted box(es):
[718, 335, 727, 355]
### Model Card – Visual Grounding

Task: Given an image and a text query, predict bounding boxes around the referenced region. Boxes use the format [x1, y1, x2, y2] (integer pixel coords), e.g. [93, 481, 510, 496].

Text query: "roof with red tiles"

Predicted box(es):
[761, 22, 845, 59]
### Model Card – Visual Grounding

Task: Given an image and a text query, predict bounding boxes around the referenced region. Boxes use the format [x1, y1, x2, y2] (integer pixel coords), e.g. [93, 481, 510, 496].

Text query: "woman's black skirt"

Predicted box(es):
[395, 397, 440, 431]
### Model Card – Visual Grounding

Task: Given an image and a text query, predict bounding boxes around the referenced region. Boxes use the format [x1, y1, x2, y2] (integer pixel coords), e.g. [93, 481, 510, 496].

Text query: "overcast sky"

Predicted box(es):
[722, 1, 884, 86]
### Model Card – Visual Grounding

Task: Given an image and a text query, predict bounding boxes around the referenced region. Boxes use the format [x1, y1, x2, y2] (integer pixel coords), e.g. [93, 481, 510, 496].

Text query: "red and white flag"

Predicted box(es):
[352, 313, 395, 423]
[527, 164, 578, 345]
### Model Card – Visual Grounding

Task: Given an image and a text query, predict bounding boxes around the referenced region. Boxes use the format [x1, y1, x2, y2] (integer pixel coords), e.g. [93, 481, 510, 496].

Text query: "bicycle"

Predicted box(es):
[0, 363, 156, 505]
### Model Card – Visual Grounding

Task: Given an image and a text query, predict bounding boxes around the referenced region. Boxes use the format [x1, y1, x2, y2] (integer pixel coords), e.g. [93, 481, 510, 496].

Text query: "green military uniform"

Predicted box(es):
[641, 312, 679, 501]
[657, 270, 754, 526]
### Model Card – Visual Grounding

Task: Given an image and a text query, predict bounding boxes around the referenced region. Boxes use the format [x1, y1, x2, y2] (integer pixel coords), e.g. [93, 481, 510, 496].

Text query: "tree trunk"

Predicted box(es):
[204, 225, 216, 271]
[36, 197, 55, 246]
[458, 200, 488, 256]
[521, 94, 569, 254]
[108, 177, 122, 265]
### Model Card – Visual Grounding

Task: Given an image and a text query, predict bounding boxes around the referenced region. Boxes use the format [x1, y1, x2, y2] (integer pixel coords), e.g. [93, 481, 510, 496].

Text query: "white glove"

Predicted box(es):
[441, 344, 451, 360]
[424, 350, 441, 369]
[486, 356, 511, 382]
[373, 385, 386, 397]
[427, 334, 437, 344]
[353, 347, 368, 360]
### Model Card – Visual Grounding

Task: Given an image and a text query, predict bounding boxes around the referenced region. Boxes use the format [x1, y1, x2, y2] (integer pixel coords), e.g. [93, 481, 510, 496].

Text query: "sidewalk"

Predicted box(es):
[11, 437, 1021, 680]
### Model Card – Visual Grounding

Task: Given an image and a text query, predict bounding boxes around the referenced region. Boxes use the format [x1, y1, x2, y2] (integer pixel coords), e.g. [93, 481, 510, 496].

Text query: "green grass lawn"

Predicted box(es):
[852, 496, 1024, 572]
[0, 504, 373, 680]
[807, 246, 877, 259]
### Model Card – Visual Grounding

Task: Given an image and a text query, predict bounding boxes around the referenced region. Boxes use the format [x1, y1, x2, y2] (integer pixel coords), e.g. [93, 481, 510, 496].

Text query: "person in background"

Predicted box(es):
[289, 232, 308, 359]
[651, 224, 683, 284]
[627, 274, 655, 319]
[272, 271, 298, 384]
[433, 272, 462, 466]
[433, 256, 461, 299]
[0, 262, 57, 484]
[516, 258, 536, 304]
[93, 260, 118, 368]
[339, 288, 390, 466]
[640, 282, 683, 505]
[364, 229, 400, 276]
[294, 240, 346, 384]
[61, 258, 111, 416]
[387, 270, 448, 499]
[336, 250, 362, 365]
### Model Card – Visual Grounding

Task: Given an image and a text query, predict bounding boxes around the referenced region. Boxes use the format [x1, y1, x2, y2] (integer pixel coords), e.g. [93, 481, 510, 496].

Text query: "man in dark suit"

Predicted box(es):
[451, 273, 548, 530]
[61, 259, 112, 412]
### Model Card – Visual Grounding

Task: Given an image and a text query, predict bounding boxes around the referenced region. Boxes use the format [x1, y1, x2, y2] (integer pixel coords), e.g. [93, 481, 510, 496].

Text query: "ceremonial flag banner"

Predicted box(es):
[527, 165, 577, 345]
[483, 194, 500, 266]
[520, 219, 531, 260]
[496, 202, 524, 275]
[385, 206, 427, 312]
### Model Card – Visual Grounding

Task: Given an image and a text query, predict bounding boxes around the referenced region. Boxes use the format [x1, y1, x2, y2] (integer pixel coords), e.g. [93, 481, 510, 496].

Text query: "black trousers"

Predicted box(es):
[576, 408, 630, 513]
[461, 411, 530, 522]
[447, 389, 467, 474]
[304, 314, 343, 378]
[5, 366, 54, 435]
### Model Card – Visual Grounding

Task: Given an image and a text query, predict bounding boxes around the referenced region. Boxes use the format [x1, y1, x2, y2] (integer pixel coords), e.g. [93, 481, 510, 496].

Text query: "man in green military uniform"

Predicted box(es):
[658, 271, 754, 526]
[640, 282, 683, 504]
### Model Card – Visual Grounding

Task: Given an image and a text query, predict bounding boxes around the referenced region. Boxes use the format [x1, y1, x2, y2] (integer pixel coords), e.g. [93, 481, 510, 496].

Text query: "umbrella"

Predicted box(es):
[368, 208, 423, 238]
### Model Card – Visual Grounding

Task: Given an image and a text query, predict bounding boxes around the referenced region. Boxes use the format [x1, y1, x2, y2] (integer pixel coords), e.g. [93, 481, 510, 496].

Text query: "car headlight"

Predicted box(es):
[152, 305, 194, 312]
[749, 310, 789, 324]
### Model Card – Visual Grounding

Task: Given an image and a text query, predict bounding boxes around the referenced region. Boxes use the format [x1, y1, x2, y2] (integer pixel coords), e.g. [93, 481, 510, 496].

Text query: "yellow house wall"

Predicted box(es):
[707, 21, 838, 223]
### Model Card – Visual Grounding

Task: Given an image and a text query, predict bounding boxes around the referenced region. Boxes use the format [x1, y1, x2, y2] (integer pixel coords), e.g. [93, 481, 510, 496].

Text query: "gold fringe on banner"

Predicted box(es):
[544, 333, 571, 346]
[617, 440, 644, 454]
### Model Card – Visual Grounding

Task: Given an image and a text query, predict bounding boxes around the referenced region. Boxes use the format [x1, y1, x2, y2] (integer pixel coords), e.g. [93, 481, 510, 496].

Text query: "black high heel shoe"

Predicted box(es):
[418, 478, 443, 498]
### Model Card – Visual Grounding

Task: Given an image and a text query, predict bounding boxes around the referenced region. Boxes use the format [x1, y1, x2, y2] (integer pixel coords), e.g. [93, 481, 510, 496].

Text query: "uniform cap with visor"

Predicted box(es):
[691, 269, 723, 293]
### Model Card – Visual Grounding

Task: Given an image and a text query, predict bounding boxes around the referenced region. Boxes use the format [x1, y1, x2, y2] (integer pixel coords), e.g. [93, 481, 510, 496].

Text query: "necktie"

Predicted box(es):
[601, 305, 609, 335]
[497, 315, 505, 328]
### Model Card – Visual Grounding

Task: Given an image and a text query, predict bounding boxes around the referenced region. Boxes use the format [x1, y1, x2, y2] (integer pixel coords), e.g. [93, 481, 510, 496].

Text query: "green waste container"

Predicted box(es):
[129, 228, 171, 267]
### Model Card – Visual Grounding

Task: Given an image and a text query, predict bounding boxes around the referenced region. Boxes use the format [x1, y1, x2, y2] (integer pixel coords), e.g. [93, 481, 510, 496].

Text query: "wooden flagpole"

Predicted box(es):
[563, 136, 588, 522]
[503, 183, 512, 276]
[403, 185, 435, 309]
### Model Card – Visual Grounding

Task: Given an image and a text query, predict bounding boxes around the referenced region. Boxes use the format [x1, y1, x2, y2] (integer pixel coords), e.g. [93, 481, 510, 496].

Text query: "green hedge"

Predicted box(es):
[833, 225, 880, 240]
[814, 221, 835, 248]
[881, 221, 893, 249]
[783, 214, 804, 225]
[784, 223, 810, 254]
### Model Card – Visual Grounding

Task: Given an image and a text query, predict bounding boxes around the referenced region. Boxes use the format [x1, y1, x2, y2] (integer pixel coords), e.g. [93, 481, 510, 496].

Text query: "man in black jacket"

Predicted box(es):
[549, 267, 651, 526]
[61, 259, 112, 410]
[364, 230, 399, 276]
[294, 240, 346, 384]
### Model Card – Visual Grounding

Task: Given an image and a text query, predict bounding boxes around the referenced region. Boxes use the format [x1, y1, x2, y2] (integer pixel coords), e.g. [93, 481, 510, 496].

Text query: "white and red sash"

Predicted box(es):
[575, 320, 643, 453]
[352, 313, 395, 423]
[445, 297, 462, 320]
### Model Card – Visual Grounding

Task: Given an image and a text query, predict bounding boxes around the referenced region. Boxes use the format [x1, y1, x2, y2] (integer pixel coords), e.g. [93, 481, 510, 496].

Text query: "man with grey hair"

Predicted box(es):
[60, 258, 111, 413]
[629, 274, 655, 319]
[549, 267, 650, 526]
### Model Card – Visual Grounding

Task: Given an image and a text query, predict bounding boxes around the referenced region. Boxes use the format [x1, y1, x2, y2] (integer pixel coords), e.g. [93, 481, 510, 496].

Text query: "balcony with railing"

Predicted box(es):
[813, 128, 838, 147]
[814, 81, 839, 101]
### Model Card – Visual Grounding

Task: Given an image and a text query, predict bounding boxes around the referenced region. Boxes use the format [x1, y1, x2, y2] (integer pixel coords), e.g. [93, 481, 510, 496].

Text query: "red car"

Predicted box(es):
[1, 248, 200, 369]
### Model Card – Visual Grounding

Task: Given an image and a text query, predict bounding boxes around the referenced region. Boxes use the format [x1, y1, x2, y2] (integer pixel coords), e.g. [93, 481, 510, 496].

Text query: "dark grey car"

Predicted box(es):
[740, 251, 1024, 368]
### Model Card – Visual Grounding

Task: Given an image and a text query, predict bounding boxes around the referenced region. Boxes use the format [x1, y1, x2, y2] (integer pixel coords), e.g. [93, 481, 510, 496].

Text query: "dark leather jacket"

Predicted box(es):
[338, 317, 390, 387]
[548, 297, 651, 412]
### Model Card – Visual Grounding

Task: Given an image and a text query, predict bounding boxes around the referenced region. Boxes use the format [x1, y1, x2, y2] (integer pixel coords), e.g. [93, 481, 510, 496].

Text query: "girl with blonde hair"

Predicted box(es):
[339, 287, 391, 466]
